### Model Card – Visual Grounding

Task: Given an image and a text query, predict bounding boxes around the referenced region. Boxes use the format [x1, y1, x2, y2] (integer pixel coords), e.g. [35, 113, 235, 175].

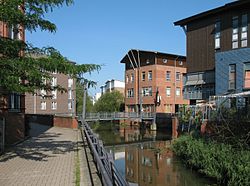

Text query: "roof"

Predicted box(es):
[174, 0, 250, 26]
[120, 49, 186, 63]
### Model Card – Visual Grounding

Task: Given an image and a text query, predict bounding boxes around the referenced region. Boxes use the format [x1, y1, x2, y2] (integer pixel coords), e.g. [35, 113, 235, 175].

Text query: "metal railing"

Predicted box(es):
[80, 120, 129, 186]
[0, 117, 5, 154]
[82, 112, 154, 121]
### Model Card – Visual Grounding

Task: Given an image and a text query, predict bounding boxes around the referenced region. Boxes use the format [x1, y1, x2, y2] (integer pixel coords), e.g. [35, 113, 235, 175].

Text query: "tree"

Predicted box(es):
[0, 0, 100, 94]
[93, 91, 124, 112]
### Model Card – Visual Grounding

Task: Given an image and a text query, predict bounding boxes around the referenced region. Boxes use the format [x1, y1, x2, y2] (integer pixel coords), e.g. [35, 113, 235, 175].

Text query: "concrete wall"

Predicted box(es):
[215, 47, 250, 95]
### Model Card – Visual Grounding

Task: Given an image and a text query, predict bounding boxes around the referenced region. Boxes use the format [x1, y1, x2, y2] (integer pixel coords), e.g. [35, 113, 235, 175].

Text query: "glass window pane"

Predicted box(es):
[242, 40, 248, 47]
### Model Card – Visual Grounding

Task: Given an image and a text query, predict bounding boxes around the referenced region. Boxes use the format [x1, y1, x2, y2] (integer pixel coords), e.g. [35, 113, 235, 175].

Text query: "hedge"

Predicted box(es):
[172, 135, 250, 186]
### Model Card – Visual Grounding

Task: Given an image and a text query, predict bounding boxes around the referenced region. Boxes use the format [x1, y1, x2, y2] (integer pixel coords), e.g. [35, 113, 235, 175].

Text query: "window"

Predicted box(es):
[52, 69, 57, 74]
[126, 75, 129, 83]
[51, 77, 57, 87]
[148, 71, 152, 81]
[68, 89, 72, 99]
[244, 63, 250, 89]
[166, 87, 171, 97]
[215, 21, 221, 49]
[232, 16, 239, 49]
[165, 104, 172, 113]
[51, 102, 57, 110]
[41, 101, 46, 110]
[142, 87, 152, 97]
[131, 73, 134, 83]
[68, 78, 73, 88]
[166, 71, 171, 81]
[40, 89, 46, 98]
[176, 72, 181, 81]
[127, 88, 134, 98]
[8, 93, 20, 111]
[229, 64, 236, 90]
[241, 14, 248, 48]
[163, 59, 168, 63]
[142, 72, 146, 81]
[52, 90, 57, 99]
[179, 61, 183, 66]
[141, 156, 152, 166]
[176, 87, 181, 97]
[68, 101, 72, 110]
[146, 59, 150, 64]
[8, 25, 21, 40]
[42, 77, 46, 85]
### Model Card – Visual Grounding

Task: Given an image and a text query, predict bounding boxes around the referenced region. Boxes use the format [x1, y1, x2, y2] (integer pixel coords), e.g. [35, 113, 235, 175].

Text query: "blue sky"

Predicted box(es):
[27, 0, 231, 96]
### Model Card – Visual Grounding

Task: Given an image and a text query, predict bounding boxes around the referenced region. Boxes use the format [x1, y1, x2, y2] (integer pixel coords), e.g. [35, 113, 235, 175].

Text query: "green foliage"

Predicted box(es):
[0, 0, 100, 94]
[172, 135, 250, 186]
[76, 81, 94, 114]
[93, 91, 124, 112]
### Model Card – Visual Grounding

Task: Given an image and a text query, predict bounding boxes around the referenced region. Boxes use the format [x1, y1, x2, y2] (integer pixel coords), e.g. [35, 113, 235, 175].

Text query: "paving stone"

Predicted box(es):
[0, 127, 77, 186]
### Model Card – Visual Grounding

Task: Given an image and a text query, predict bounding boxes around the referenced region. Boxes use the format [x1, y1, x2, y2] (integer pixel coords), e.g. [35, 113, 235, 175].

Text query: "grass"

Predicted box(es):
[75, 140, 81, 186]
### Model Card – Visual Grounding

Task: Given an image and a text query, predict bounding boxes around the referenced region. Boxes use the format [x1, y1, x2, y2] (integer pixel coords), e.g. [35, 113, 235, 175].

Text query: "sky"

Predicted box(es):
[27, 0, 232, 97]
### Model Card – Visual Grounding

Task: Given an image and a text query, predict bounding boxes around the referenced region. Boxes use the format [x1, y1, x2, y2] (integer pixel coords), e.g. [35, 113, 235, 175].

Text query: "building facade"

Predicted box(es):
[93, 92, 102, 105]
[175, 0, 250, 104]
[0, 21, 26, 145]
[100, 79, 125, 96]
[25, 73, 76, 116]
[121, 49, 189, 114]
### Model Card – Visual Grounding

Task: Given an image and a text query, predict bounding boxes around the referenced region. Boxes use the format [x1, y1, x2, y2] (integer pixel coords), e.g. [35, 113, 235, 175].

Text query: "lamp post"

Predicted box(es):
[82, 82, 87, 120]
[174, 56, 180, 113]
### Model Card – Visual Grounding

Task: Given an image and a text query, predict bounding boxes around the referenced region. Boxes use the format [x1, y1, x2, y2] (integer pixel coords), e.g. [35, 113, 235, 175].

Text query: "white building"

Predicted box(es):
[100, 79, 125, 95]
[93, 92, 102, 105]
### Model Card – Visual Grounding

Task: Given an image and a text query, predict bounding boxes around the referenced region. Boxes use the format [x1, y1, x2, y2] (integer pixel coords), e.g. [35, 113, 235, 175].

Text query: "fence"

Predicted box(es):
[84, 112, 155, 121]
[0, 117, 5, 154]
[80, 120, 129, 186]
[178, 93, 250, 133]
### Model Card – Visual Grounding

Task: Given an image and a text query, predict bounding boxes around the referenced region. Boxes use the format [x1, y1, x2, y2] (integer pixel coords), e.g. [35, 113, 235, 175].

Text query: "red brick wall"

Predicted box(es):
[53, 116, 78, 129]
[125, 61, 189, 113]
[1, 113, 25, 145]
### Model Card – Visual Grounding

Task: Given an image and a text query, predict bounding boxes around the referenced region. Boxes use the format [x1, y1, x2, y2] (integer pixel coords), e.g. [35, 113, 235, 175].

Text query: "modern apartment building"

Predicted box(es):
[25, 71, 76, 116]
[100, 79, 125, 96]
[121, 49, 189, 114]
[175, 0, 250, 104]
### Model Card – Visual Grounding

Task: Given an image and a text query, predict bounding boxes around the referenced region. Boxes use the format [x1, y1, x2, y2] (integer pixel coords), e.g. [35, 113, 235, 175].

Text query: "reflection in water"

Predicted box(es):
[89, 121, 171, 146]
[90, 121, 213, 186]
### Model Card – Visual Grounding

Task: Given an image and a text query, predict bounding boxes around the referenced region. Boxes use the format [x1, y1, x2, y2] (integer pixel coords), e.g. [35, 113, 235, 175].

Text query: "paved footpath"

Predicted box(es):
[0, 127, 78, 186]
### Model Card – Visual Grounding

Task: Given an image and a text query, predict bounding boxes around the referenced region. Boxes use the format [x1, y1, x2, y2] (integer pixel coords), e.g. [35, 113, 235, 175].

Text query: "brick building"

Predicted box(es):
[175, 0, 250, 104]
[121, 49, 189, 114]
[0, 21, 26, 145]
[25, 71, 76, 116]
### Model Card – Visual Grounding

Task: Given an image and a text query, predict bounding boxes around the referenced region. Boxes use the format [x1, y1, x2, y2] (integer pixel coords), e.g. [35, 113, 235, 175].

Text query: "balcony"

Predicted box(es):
[183, 91, 202, 100]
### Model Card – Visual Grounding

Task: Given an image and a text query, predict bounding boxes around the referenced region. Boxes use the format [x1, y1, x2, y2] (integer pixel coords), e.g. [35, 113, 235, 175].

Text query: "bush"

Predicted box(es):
[172, 135, 250, 186]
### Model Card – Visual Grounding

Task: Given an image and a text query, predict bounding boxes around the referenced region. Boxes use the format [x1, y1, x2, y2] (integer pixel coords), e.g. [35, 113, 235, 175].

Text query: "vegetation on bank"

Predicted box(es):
[92, 91, 125, 112]
[76, 90, 125, 114]
[172, 135, 250, 186]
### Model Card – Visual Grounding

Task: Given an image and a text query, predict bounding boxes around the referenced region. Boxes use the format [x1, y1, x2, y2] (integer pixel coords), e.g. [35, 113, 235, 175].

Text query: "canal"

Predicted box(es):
[89, 121, 213, 186]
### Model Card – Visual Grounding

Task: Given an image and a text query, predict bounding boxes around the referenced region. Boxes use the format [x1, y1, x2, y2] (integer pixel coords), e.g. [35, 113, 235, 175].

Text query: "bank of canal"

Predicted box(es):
[89, 121, 214, 186]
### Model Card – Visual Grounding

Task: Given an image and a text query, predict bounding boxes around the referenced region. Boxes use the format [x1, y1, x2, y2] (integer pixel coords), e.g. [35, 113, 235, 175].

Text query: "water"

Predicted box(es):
[89, 121, 214, 186]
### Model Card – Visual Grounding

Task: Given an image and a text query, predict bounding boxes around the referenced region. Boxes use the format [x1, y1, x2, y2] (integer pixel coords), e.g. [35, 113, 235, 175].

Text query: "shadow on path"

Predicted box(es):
[0, 128, 77, 162]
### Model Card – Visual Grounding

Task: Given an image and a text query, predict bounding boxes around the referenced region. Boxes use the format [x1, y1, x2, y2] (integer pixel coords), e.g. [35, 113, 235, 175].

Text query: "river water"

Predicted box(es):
[89, 121, 213, 186]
